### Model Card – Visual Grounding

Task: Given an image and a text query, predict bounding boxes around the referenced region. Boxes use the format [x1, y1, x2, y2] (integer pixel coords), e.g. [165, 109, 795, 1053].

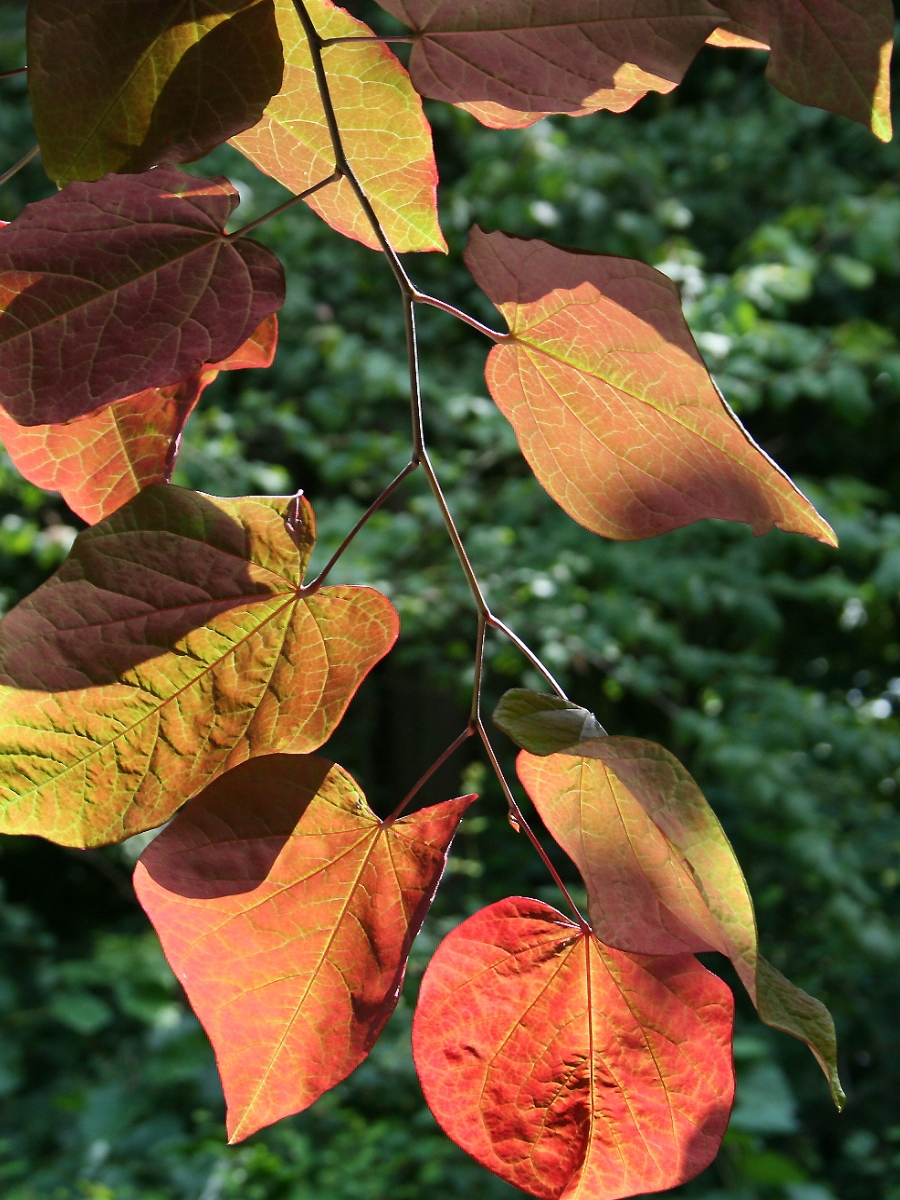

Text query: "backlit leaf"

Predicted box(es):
[709, 0, 893, 141]
[517, 737, 844, 1106]
[413, 896, 734, 1199]
[493, 687, 606, 755]
[136, 753, 474, 1141]
[0, 485, 398, 848]
[374, 0, 723, 121]
[231, 0, 445, 253]
[28, 0, 284, 183]
[465, 227, 836, 544]
[0, 168, 284, 426]
[0, 316, 278, 524]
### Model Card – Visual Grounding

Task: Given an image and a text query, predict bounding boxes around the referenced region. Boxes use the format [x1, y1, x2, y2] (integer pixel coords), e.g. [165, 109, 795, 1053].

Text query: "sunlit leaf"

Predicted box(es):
[231, 0, 445, 252]
[413, 896, 734, 1199]
[0, 316, 278, 525]
[374, 0, 723, 121]
[0, 168, 284, 426]
[136, 753, 474, 1141]
[465, 227, 836, 544]
[0, 486, 398, 848]
[709, 0, 893, 141]
[493, 687, 605, 755]
[28, 0, 284, 183]
[517, 737, 844, 1106]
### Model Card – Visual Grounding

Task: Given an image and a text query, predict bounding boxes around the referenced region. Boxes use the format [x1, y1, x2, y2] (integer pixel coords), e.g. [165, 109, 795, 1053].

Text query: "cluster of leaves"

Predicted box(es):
[0, 1, 895, 1197]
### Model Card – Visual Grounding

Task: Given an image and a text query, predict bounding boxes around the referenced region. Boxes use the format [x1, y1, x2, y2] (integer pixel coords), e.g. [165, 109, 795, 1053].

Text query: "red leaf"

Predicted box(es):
[374, 0, 723, 120]
[0, 316, 279, 524]
[135, 753, 475, 1141]
[709, 0, 893, 141]
[0, 168, 284, 426]
[465, 227, 836, 544]
[413, 896, 734, 1200]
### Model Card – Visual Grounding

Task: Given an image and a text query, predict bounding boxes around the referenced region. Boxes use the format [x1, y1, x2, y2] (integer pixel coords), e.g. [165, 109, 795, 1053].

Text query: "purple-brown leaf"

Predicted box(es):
[0, 168, 284, 426]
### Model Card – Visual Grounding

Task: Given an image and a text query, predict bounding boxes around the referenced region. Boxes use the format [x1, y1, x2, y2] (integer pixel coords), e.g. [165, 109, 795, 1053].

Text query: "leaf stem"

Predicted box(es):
[412, 291, 510, 342]
[384, 726, 475, 825]
[299, 459, 419, 594]
[0, 66, 27, 80]
[226, 170, 341, 239]
[0, 143, 39, 190]
[477, 719, 591, 933]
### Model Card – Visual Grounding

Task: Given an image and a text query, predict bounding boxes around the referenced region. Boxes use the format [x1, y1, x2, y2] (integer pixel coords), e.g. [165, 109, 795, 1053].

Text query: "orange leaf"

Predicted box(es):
[0, 317, 279, 524]
[517, 737, 844, 1107]
[135, 753, 475, 1141]
[465, 227, 836, 545]
[413, 896, 734, 1200]
[709, 0, 893, 141]
[231, 0, 445, 253]
[0, 486, 397, 847]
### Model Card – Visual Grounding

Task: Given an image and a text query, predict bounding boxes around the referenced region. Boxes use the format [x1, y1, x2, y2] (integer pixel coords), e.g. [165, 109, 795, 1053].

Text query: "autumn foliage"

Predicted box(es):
[0, 0, 890, 1194]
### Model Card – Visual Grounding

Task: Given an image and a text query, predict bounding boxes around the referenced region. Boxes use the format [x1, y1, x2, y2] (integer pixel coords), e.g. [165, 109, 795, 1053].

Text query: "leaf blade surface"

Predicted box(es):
[413, 896, 734, 1199]
[28, 0, 285, 182]
[0, 168, 284, 425]
[232, 0, 444, 252]
[0, 486, 398, 847]
[466, 227, 835, 544]
[135, 753, 474, 1140]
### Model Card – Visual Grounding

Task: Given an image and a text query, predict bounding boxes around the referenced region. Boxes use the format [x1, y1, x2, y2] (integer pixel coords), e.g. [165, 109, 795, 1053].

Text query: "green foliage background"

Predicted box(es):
[0, 3, 899, 1196]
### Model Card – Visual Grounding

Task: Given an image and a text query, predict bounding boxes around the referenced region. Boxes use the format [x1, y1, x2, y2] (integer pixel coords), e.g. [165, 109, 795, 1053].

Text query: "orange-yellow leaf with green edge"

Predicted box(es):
[0, 485, 398, 848]
[135, 753, 475, 1142]
[709, 0, 893, 141]
[0, 316, 278, 525]
[465, 226, 836, 544]
[231, 0, 445, 253]
[413, 895, 735, 1199]
[517, 736, 844, 1107]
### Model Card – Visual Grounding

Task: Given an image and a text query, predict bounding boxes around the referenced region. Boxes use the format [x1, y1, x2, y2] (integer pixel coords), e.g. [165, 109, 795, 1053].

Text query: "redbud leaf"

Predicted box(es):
[0, 316, 278, 525]
[517, 738, 844, 1107]
[492, 687, 606, 755]
[231, 0, 445, 253]
[465, 227, 836, 545]
[413, 896, 734, 1200]
[709, 0, 893, 141]
[0, 485, 398, 848]
[28, 0, 284, 183]
[0, 168, 284, 426]
[374, 0, 723, 122]
[136, 753, 474, 1141]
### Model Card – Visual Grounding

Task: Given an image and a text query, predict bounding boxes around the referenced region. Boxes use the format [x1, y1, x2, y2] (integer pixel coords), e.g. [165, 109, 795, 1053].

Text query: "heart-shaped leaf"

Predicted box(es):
[709, 0, 893, 141]
[493, 687, 606, 755]
[0, 168, 284, 426]
[465, 227, 836, 545]
[413, 896, 734, 1200]
[136, 753, 474, 1141]
[231, 0, 445, 253]
[374, 0, 723, 120]
[28, 0, 284, 183]
[0, 485, 398, 847]
[0, 316, 278, 524]
[517, 737, 844, 1106]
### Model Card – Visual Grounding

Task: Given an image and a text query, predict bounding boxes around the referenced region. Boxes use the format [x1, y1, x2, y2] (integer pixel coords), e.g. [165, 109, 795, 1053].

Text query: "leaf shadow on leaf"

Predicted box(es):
[116, 0, 284, 174]
[139, 755, 331, 899]
[0, 489, 284, 691]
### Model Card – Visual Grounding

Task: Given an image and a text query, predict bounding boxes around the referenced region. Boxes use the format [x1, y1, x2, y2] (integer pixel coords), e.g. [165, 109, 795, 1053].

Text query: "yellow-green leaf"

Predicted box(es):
[231, 0, 445, 253]
[0, 485, 398, 848]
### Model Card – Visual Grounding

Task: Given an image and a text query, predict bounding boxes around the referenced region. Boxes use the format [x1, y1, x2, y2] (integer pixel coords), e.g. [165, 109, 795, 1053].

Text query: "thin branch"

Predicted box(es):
[413, 291, 510, 342]
[0, 66, 27, 80]
[299, 459, 419, 594]
[471, 614, 486, 723]
[226, 170, 341, 239]
[322, 35, 413, 46]
[0, 143, 39, 190]
[384, 726, 474, 826]
[477, 719, 590, 933]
